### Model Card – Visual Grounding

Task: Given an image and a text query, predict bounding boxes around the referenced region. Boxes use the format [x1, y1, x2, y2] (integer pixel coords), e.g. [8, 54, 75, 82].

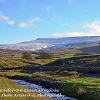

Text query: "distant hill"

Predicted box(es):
[80, 45, 100, 54]
[0, 48, 24, 57]
[0, 36, 100, 51]
[35, 36, 100, 44]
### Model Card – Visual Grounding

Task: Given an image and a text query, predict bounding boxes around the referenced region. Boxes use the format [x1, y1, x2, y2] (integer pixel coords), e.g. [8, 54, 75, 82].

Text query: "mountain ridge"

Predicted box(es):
[0, 36, 100, 51]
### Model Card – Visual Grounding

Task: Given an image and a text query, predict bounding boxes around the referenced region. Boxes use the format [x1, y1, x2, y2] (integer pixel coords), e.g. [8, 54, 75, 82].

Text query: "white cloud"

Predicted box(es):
[19, 17, 41, 28]
[29, 17, 41, 24]
[18, 22, 29, 28]
[0, 12, 15, 26]
[0, 12, 41, 29]
[18, 17, 41, 28]
[0, 14, 9, 21]
[52, 21, 100, 38]
[52, 32, 91, 38]
[85, 21, 100, 34]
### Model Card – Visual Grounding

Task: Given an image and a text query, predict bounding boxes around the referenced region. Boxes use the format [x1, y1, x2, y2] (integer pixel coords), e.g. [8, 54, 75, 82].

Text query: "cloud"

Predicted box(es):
[29, 17, 41, 24]
[0, 12, 15, 26]
[0, 12, 41, 29]
[18, 17, 41, 28]
[52, 21, 100, 37]
[52, 32, 91, 38]
[18, 22, 29, 28]
[85, 21, 100, 34]
[0, 14, 9, 21]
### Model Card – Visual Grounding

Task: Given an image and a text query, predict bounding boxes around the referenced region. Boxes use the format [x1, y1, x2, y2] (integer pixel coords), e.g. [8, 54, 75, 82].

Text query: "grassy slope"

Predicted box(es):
[0, 46, 100, 67]
[0, 49, 39, 67]
[48, 48, 80, 58]
[0, 76, 47, 100]
[0, 49, 55, 66]
[0, 44, 100, 67]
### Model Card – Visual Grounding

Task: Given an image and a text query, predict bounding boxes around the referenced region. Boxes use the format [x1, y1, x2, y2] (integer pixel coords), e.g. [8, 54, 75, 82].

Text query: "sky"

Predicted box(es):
[0, 0, 100, 43]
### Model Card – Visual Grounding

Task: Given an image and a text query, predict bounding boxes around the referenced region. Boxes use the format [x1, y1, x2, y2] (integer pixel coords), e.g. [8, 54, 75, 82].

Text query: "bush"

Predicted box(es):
[67, 71, 79, 77]
[22, 52, 32, 60]
[76, 87, 87, 96]
[57, 71, 79, 78]
[38, 52, 53, 59]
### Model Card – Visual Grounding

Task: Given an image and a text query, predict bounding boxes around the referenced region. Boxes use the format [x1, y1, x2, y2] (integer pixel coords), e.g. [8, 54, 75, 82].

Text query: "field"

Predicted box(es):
[0, 70, 100, 100]
[32, 71, 100, 100]
[0, 48, 100, 100]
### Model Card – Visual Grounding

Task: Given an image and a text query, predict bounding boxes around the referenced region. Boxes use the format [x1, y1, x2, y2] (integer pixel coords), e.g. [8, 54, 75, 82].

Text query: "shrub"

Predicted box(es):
[76, 87, 87, 96]
[67, 71, 79, 77]
[38, 52, 53, 59]
[22, 52, 32, 60]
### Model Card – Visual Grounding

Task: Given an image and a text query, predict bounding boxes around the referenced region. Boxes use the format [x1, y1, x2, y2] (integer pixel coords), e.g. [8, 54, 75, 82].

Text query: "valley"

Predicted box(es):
[0, 36, 100, 100]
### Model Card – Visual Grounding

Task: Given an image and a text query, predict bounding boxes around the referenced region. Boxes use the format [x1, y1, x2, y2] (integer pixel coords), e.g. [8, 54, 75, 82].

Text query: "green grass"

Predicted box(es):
[0, 49, 100, 100]
[59, 77, 100, 100]
[0, 76, 48, 100]
[33, 58, 55, 65]
[0, 58, 32, 67]
[32, 71, 100, 100]
[0, 71, 100, 100]
[0, 71, 32, 77]
[0, 48, 99, 67]
[0, 49, 38, 67]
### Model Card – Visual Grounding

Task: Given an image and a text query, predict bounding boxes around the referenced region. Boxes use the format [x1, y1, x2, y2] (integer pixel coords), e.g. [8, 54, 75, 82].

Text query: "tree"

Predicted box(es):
[22, 52, 32, 60]
[38, 52, 53, 59]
